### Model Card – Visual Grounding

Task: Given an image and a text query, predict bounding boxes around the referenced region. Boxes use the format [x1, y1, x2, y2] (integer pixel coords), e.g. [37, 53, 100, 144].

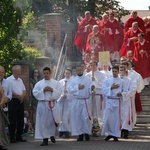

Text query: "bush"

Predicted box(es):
[23, 46, 42, 69]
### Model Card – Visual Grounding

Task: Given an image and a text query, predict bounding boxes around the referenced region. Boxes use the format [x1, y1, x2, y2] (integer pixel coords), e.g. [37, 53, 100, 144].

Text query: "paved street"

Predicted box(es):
[7, 124, 150, 150]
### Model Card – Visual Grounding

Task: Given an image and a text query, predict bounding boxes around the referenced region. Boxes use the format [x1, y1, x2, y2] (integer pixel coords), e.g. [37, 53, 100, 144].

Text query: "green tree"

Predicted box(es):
[23, 47, 41, 70]
[29, 0, 129, 23]
[0, 0, 41, 76]
[52, 0, 129, 23]
[15, 0, 34, 42]
[0, 0, 23, 76]
[31, 0, 53, 17]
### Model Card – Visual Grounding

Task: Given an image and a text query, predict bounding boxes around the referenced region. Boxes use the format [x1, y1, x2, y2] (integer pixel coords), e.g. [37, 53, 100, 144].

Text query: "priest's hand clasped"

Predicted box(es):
[43, 86, 53, 92]
[78, 84, 85, 90]
[111, 83, 120, 90]
[117, 92, 122, 97]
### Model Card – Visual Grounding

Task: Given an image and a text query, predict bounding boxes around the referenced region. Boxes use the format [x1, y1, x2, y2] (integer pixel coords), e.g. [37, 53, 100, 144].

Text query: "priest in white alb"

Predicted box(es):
[119, 65, 136, 138]
[33, 67, 62, 146]
[101, 66, 123, 141]
[68, 65, 93, 141]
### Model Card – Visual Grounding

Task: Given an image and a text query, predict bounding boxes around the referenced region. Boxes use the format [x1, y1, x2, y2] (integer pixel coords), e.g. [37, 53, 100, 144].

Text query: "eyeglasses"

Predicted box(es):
[34, 71, 38, 73]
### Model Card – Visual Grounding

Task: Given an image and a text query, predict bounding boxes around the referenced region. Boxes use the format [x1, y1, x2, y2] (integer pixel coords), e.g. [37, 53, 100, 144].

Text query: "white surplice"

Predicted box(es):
[101, 77, 123, 137]
[57, 78, 72, 132]
[68, 75, 92, 136]
[33, 78, 62, 139]
[100, 70, 112, 78]
[128, 69, 144, 127]
[86, 70, 106, 127]
[129, 69, 144, 93]
[121, 76, 136, 131]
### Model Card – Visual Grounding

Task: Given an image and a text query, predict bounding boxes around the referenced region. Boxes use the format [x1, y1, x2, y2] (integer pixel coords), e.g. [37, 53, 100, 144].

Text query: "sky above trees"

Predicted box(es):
[118, 0, 150, 10]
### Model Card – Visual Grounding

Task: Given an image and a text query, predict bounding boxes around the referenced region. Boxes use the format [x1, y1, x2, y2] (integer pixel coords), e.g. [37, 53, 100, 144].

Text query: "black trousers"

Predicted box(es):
[8, 98, 24, 140]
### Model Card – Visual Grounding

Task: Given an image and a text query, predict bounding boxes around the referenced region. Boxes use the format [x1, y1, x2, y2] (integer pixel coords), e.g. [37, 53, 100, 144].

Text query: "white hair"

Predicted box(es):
[12, 65, 21, 71]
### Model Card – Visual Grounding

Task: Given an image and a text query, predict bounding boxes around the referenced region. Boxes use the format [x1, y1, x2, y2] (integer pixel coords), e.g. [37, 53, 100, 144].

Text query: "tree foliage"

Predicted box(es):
[23, 46, 42, 70]
[51, 0, 130, 23]
[0, 0, 23, 75]
[0, 0, 41, 76]
[31, 0, 53, 17]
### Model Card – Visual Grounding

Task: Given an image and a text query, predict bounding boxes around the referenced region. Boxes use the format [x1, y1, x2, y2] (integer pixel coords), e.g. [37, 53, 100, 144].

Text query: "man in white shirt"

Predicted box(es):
[7, 65, 26, 143]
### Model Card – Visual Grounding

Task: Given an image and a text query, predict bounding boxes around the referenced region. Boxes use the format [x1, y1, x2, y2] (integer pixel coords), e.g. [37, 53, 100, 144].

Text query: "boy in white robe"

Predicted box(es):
[68, 65, 94, 141]
[119, 66, 136, 138]
[33, 67, 62, 146]
[86, 61, 106, 136]
[128, 61, 144, 127]
[57, 68, 72, 138]
[121, 61, 144, 128]
[101, 66, 123, 141]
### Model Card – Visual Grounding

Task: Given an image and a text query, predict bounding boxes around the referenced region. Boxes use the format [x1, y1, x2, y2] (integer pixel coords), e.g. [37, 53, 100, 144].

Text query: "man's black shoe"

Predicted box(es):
[40, 138, 48, 146]
[124, 130, 129, 139]
[0, 145, 8, 150]
[50, 136, 56, 143]
[85, 134, 90, 141]
[145, 85, 149, 89]
[121, 130, 124, 138]
[65, 132, 70, 138]
[105, 135, 113, 141]
[93, 133, 99, 137]
[59, 131, 64, 137]
[124, 134, 128, 138]
[10, 136, 17, 143]
[10, 139, 17, 143]
[77, 138, 83, 141]
[40, 141, 48, 146]
[16, 138, 27, 142]
[114, 137, 118, 142]
[16, 136, 27, 142]
[77, 134, 84, 141]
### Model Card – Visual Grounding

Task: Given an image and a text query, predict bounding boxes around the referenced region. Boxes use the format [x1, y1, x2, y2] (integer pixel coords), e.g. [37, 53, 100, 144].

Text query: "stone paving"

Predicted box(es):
[7, 123, 150, 150]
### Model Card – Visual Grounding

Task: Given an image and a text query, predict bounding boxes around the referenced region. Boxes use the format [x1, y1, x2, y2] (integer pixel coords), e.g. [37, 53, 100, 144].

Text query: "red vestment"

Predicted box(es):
[111, 19, 124, 52]
[134, 40, 150, 79]
[74, 17, 98, 52]
[98, 20, 114, 53]
[135, 93, 142, 113]
[144, 22, 150, 42]
[120, 28, 143, 56]
[85, 32, 105, 61]
[124, 16, 145, 33]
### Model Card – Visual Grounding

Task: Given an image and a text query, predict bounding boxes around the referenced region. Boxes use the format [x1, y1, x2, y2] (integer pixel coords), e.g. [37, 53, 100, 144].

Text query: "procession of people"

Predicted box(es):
[0, 10, 150, 150]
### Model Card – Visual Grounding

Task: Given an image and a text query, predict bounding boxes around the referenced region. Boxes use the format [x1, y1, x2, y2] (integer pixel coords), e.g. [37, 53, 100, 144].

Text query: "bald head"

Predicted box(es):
[132, 22, 138, 30]
[127, 50, 133, 57]
[93, 25, 99, 33]
[143, 17, 149, 24]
